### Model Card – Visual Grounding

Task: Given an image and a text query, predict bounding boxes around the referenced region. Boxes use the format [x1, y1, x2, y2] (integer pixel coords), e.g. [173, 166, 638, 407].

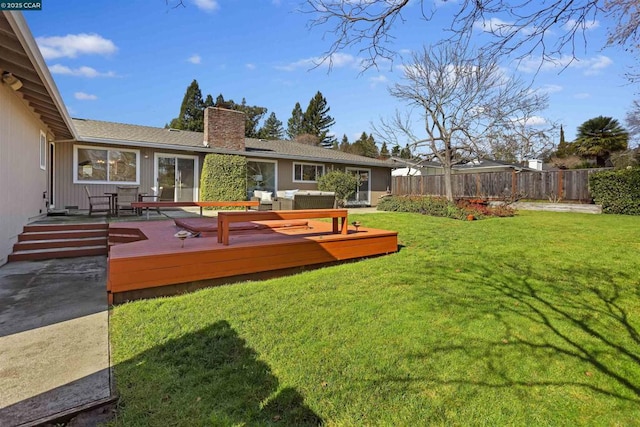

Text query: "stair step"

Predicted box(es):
[8, 245, 108, 262]
[13, 237, 107, 251]
[24, 223, 108, 232]
[18, 229, 107, 241]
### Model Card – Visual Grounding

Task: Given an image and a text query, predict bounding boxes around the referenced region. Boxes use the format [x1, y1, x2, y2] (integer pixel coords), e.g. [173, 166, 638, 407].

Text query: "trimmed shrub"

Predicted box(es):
[589, 168, 640, 215]
[377, 196, 516, 220]
[318, 170, 359, 207]
[200, 154, 248, 205]
[377, 196, 466, 219]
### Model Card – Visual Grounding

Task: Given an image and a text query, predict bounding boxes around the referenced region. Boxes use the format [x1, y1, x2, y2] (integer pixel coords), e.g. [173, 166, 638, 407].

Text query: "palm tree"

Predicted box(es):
[574, 116, 628, 167]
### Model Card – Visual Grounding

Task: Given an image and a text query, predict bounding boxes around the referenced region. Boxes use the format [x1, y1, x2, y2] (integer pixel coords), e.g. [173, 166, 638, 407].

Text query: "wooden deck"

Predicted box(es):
[107, 217, 398, 303]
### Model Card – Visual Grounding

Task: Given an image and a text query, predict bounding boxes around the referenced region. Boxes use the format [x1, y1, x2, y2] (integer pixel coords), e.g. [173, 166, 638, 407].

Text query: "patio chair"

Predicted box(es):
[116, 186, 139, 217]
[84, 186, 111, 216]
[139, 186, 163, 217]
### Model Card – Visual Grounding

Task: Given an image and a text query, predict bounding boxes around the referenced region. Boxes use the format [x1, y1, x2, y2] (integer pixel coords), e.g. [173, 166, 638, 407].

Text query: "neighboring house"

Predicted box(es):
[0, 11, 75, 266]
[392, 158, 536, 176]
[64, 107, 394, 210]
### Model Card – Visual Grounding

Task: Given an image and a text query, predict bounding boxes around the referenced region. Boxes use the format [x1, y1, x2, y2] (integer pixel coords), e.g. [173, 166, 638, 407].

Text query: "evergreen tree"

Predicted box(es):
[259, 112, 284, 140]
[287, 102, 305, 140]
[352, 132, 379, 158]
[365, 133, 379, 158]
[339, 134, 351, 152]
[215, 94, 227, 108]
[204, 94, 214, 108]
[555, 124, 574, 158]
[379, 141, 390, 159]
[302, 91, 337, 148]
[169, 79, 205, 131]
[400, 144, 412, 159]
[391, 145, 401, 157]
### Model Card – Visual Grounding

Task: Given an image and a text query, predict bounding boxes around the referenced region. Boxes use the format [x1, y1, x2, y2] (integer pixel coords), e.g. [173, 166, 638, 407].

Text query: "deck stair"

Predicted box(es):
[9, 223, 108, 262]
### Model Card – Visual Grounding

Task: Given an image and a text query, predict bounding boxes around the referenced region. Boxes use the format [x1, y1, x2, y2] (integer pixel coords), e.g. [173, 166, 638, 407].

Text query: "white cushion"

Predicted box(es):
[276, 190, 287, 198]
[284, 189, 299, 198]
[260, 191, 273, 202]
[253, 190, 263, 199]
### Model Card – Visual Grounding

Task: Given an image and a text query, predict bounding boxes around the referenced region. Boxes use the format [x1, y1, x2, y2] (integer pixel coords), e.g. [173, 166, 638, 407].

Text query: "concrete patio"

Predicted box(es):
[0, 256, 115, 426]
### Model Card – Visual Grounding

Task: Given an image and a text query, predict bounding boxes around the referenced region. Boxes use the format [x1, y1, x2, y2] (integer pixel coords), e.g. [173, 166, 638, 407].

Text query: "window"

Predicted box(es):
[247, 160, 277, 196]
[293, 163, 324, 182]
[39, 131, 46, 170]
[74, 145, 140, 184]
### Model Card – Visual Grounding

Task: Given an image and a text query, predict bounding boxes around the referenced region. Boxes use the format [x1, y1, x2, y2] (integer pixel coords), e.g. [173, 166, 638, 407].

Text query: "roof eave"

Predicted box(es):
[77, 136, 395, 168]
[3, 11, 76, 140]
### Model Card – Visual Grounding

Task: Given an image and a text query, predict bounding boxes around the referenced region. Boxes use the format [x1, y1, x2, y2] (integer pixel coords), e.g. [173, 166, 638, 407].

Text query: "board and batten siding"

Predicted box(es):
[0, 85, 50, 265]
[55, 143, 205, 210]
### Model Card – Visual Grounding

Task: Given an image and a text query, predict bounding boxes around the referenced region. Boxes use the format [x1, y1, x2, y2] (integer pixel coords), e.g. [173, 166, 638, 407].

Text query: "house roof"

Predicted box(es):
[0, 12, 75, 140]
[453, 158, 530, 171]
[73, 118, 396, 168]
[392, 157, 532, 172]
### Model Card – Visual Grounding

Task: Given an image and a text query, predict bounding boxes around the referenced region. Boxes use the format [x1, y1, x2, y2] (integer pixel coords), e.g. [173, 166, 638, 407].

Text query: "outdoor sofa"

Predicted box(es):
[252, 190, 336, 210]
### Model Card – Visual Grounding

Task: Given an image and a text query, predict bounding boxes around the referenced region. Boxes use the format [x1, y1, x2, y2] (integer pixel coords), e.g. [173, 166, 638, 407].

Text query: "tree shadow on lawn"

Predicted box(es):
[114, 320, 322, 426]
[391, 262, 640, 405]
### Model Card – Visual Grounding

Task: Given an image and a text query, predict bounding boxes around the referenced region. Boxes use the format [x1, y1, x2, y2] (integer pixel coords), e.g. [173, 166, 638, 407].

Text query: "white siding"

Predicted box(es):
[0, 85, 49, 265]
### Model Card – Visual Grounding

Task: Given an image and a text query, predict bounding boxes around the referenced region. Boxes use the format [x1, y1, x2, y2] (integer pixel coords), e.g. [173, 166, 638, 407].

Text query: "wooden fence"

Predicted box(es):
[391, 169, 610, 202]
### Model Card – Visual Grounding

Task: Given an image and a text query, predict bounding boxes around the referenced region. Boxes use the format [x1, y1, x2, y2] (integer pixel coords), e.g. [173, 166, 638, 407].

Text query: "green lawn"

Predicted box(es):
[109, 211, 640, 426]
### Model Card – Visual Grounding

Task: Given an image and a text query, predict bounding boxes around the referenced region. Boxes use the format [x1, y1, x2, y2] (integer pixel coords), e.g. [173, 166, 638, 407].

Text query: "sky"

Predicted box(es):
[23, 0, 639, 148]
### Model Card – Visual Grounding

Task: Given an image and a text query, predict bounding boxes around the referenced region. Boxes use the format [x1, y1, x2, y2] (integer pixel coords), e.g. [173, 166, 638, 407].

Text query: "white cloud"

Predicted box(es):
[473, 17, 514, 34]
[246, 63, 256, 70]
[583, 55, 612, 75]
[574, 92, 591, 99]
[36, 33, 117, 60]
[524, 116, 547, 126]
[188, 54, 201, 64]
[539, 84, 563, 94]
[192, 0, 219, 12]
[517, 54, 613, 76]
[369, 75, 388, 88]
[49, 64, 117, 78]
[276, 53, 358, 71]
[510, 115, 547, 127]
[74, 92, 97, 101]
[563, 19, 600, 31]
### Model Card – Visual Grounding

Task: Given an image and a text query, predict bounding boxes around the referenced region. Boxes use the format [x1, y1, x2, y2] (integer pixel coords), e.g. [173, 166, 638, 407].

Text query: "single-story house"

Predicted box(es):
[0, 10, 395, 266]
[64, 108, 395, 211]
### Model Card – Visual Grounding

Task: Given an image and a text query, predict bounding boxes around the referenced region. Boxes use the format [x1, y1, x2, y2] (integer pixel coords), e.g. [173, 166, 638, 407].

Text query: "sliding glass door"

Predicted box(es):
[155, 154, 198, 202]
[346, 167, 371, 206]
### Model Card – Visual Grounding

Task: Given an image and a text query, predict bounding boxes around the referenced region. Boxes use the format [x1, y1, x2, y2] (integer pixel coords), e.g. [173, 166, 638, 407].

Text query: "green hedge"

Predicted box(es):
[377, 196, 466, 219]
[589, 168, 640, 215]
[200, 154, 248, 204]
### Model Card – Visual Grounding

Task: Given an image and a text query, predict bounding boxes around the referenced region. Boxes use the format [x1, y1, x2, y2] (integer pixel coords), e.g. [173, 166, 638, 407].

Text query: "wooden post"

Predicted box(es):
[511, 170, 517, 199]
[558, 170, 564, 200]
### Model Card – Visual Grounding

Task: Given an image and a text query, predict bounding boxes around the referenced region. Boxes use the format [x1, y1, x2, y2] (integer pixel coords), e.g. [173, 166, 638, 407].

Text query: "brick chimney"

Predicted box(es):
[203, 107, 246, 151]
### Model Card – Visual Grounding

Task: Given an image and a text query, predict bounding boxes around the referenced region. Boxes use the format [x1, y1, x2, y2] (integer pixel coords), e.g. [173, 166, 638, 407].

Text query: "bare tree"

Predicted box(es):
[483, 113, 558, 163]
[305, 0, 639, 73]
[626, 99, 640, 144]
[375, 43, 548, 201]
